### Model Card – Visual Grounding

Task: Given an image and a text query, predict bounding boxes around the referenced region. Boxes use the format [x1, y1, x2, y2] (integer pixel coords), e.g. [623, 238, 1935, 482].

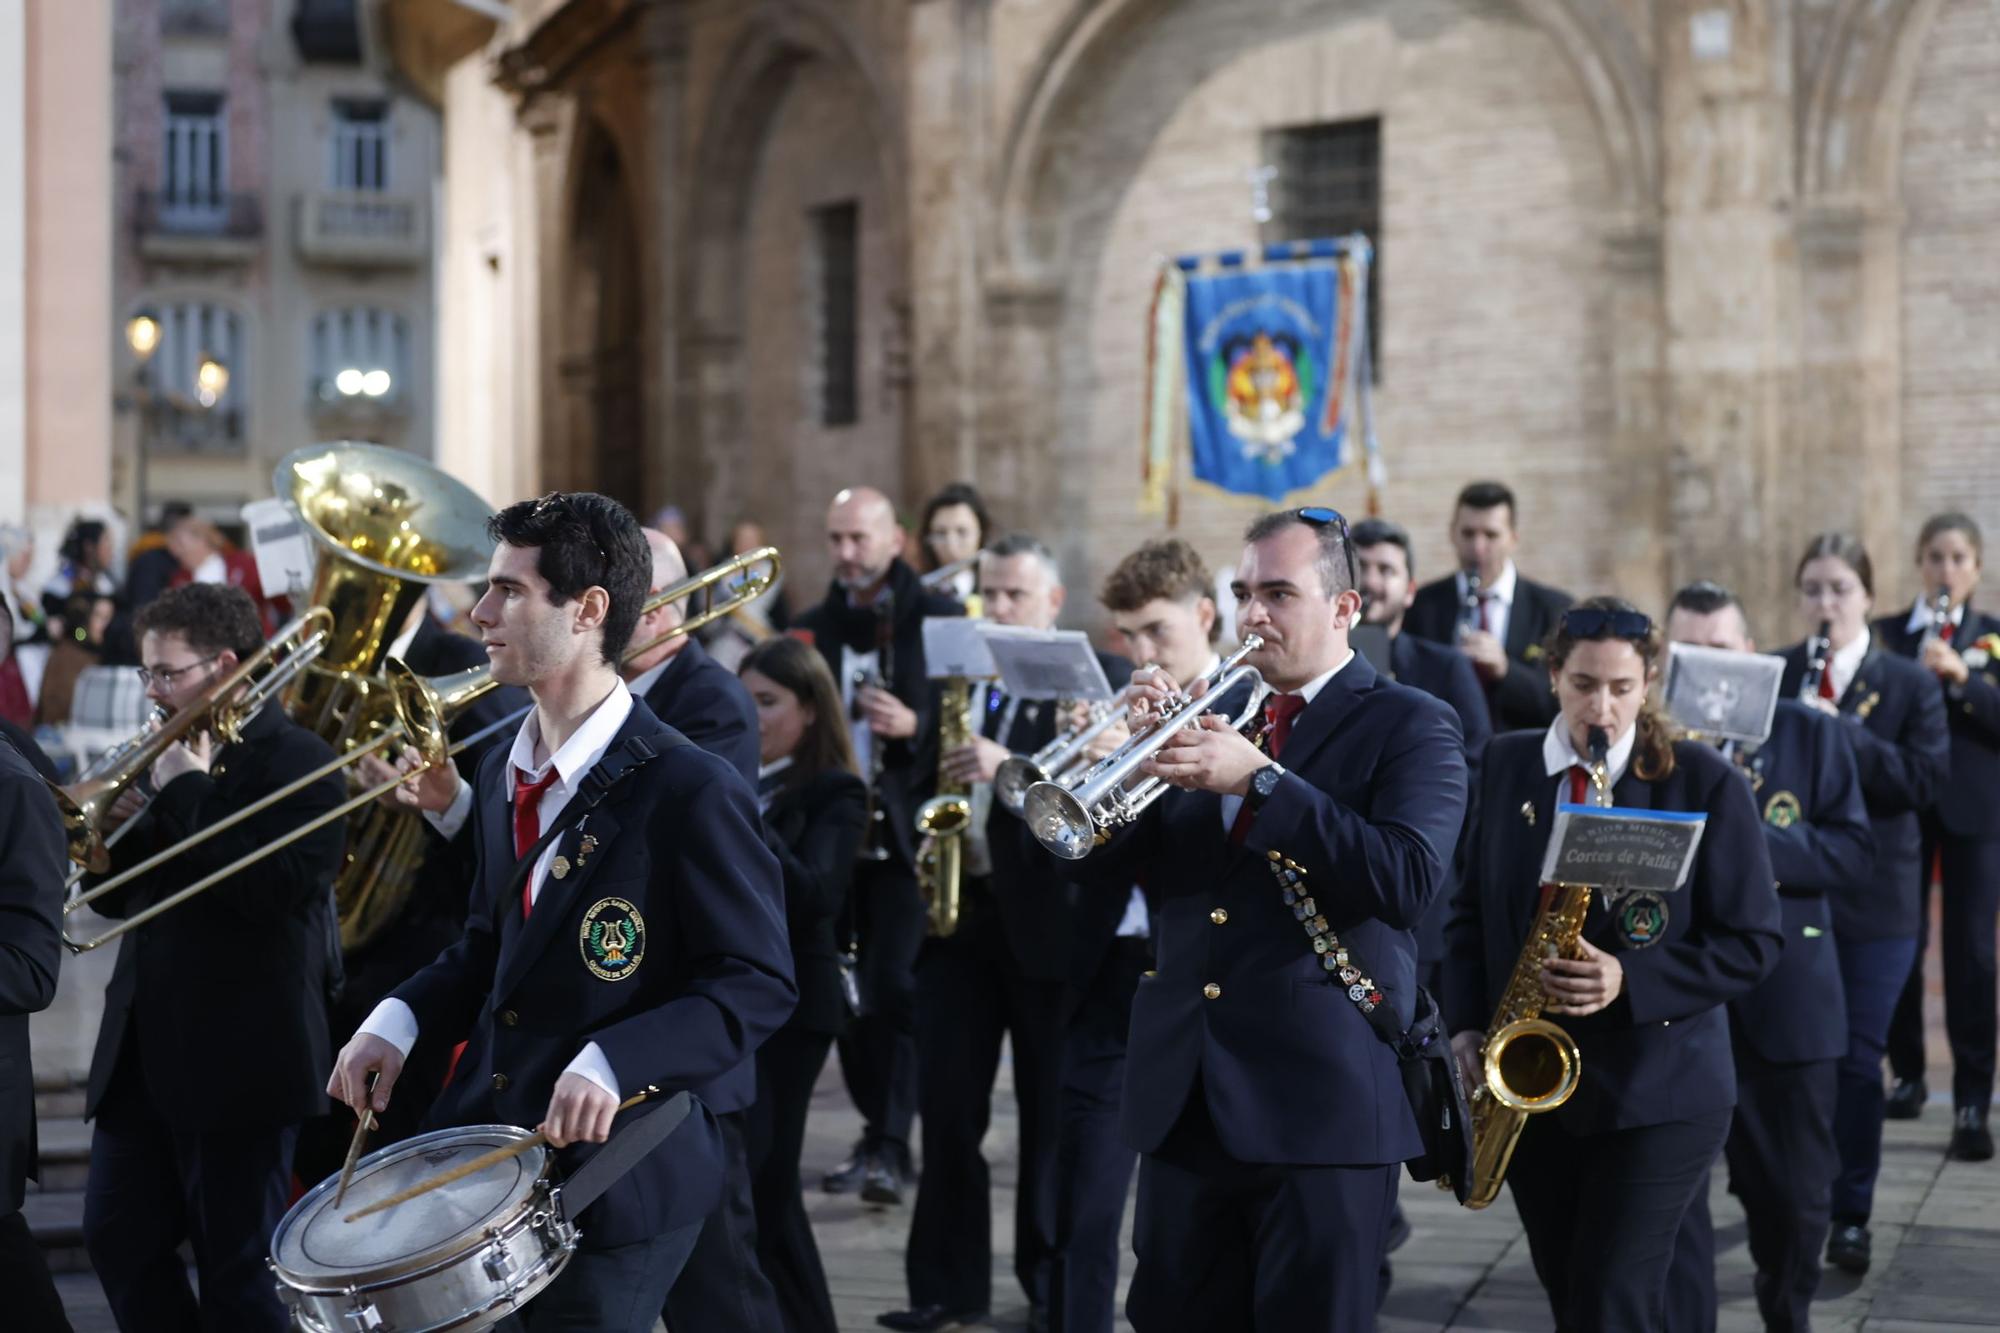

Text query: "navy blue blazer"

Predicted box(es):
[393, 699, 796, 1244]
[1404, 572, 1572, 734]
[1392, 631, 1493, 970]
[1444, 735, 1782, 1133]
[1725, 701, 1873, 1065]
[1057, 652, 1468, 1167]
[639, 637, 760, 787]
[1777, 640, 1949, 940]
[1872, 606, 2000, 841]
[0, 739, 63, 1212]
[764, 768, 868, 1035]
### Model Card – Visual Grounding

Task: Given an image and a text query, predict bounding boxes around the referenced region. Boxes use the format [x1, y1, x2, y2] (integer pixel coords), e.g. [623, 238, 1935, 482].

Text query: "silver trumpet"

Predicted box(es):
[994, 681, 1147, 817]
[1023, 637, 1266, 860]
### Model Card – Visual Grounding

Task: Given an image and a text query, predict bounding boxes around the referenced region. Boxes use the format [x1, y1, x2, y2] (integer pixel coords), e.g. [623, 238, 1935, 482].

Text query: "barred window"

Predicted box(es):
[811, 201, 859, 427]
[1264, 118, 1382, 380]
[311, 307, 408, 404]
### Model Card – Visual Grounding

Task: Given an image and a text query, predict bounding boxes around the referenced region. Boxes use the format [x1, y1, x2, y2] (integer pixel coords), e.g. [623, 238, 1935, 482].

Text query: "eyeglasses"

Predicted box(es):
[533, 491, 610, 565]
[1293, 506, 1358, 593]
[136, 655, 220, 689]
[1559, 608, 1653, 639]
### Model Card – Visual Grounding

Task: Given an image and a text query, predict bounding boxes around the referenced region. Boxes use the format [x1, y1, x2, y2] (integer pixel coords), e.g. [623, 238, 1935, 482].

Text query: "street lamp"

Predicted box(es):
[126, 310, 162, 527]
[126, 311, 162, 362]
[195, 355, 229, 409]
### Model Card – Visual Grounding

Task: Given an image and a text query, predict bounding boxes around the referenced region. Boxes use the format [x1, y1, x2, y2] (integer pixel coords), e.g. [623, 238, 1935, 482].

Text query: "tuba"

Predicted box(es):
[1461, 725, 1611, 1209]
[914, 679, 972, 937]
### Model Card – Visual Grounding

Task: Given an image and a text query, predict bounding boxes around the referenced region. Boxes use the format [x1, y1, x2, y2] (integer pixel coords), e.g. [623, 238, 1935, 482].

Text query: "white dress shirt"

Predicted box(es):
[1540, 716, 1636, 798]
[1455, 560, 1519, 650]
[1905, 599, 1965, 639]
[756, 756, 793, 815]
[1217, 650, 1355, 831]
[626, 653, 673, 702]
[1825, 629, 1870, 704]
[359, 680, 637, 1098]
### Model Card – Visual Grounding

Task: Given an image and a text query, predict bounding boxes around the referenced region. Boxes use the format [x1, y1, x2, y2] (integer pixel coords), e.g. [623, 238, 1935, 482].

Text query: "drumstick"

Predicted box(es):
[342, 1091, 652, 1223]
[333, 1107, 376, 1207]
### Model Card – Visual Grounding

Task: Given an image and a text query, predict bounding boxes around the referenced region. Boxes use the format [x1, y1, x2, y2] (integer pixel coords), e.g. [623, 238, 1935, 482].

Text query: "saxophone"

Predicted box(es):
[914, 678, 971, 937]
[1462, 726, 1611, 1210]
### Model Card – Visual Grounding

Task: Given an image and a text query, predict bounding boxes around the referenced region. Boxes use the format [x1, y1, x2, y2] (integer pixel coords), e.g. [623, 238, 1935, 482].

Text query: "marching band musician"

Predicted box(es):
[1881, 513, 2000, 1161]
[1775, 533, 1950, 1275]
[1049, 508, 1469, 1330]
[1662, 581, 1873, 1333]
[1443, 598, 1782, 1332]
[1402, 480, 1573, 734]
[738, 636, 870, 1333]
[0, 725, 69, 1332]
[794, 486, 961, 1204]
[919, 482, 991, 605]
[81, 584, 349, 1331]
[328, 493, 795, 1330]
[880, 536, 1130, 1333]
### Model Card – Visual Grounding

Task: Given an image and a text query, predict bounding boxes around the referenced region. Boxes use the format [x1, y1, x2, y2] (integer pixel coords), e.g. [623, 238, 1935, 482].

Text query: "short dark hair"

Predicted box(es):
[1349, 517, 1414, 579]
[59, 519, 108, 569]
[1101, 539, 1214, 613]
[1243, 508, 1356, 598]
[135, 583, 264, 660]
[487, 492, 651, 665]
[1454, 481, 1516, 526]
[1668, 579, 1750, 632]
[920, 483, 992, 569]
[1917, 511, 1983, 560]
[1794, 532, 1874, 598]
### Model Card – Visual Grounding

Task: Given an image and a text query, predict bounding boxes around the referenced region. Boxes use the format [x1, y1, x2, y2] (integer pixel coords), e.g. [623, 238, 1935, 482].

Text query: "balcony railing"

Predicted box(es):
[134, 190, 262, 262]
[295, 191, 428, 267]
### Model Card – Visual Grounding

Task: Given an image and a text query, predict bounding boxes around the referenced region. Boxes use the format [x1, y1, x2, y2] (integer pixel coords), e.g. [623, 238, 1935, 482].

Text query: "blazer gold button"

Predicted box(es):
[492, 1073, 509, 1091]
[1210, 908, 1228, 925]
[1203, 982, 1221, 1000]
[500, 1010, 519, 1027]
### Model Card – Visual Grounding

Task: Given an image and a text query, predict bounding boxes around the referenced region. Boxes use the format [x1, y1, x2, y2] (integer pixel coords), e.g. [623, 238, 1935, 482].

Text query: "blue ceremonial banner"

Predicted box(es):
[1142, 237, 1377, 513]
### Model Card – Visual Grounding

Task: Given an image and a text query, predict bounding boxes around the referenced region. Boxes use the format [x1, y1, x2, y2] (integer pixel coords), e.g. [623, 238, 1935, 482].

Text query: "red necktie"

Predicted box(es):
[1818, 668, 1837, 702]
[1229, 694, 1308, 846]
[1939, 621, 1955, 644]
[1477, 594, 1492, 634]
[513, 767, 560, 918]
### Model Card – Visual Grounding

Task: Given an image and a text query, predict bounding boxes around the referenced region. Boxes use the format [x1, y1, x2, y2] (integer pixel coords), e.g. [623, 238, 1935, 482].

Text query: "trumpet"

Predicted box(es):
[994, 683, 1143, 817]
[1023, 637, 1265, 861]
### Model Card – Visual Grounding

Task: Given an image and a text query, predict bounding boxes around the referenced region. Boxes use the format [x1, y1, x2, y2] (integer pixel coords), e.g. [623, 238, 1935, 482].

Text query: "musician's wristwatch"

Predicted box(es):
[1247, 763, 1287, 810]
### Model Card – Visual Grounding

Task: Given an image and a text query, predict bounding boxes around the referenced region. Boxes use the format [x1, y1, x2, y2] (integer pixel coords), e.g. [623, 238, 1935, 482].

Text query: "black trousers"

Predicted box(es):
[663, 1108, 783, 1332]
[1666, 1055, 1837, 1333]
[747, 1027, 839, 1333]
[1889, 830, 2000, 1109]
[1127, 1091, 1397, 1333]
[837, 861, 926, 1155]
[0, 1209, 71, 1333]
[906, 890, 1065, 1314]
[1051, 939, 1148, 1333]
[83, 1063, 300, 1333]
[496, 1220, 701, 1332]
[1507, 1109, 1730, 1333]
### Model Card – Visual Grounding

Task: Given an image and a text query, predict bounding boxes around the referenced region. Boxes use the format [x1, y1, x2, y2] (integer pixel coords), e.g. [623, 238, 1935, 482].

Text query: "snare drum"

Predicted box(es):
[270, 1125, 577, 1332]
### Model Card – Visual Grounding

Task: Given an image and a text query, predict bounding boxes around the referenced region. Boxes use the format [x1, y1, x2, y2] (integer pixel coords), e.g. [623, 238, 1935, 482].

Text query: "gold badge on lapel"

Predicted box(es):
[1763, 791, 1802, 830]
[1855, 690, 1881, 721]
[580, 897, 646, 981]
[1520, 801, 1537, 826]
[550, 855, 571, 881]
[577, 834, 599, 866]
[1524, 643, 1543, 662]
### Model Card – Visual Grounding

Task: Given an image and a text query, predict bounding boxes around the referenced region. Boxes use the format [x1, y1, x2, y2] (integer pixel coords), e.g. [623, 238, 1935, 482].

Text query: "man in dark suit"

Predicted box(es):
[0, 727, 69, 1332]
[0, 716, 58, 783]
[1047, 508, 1469, 1330]
[793, 486, 961, 1202]
[1401, 480, 1572, 734]
[880, 535, 1132, 1332]
[624, 528, 780, 1331]
[1664, 582, 1874, 1333]
[82, 584, 348, 1331]
[331, 492, 796, 1330]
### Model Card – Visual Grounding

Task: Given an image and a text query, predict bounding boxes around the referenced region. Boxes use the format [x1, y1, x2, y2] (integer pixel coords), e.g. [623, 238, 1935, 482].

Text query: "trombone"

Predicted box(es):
[1022, 638, 1266, 861]
[59, 547, 784, 952]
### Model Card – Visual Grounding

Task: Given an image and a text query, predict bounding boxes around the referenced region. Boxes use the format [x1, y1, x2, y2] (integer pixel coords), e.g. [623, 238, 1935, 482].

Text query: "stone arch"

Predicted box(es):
[992, 0, 1658, 282]
[554, 113, 646, 507]
[1799, 0, 1949, 204]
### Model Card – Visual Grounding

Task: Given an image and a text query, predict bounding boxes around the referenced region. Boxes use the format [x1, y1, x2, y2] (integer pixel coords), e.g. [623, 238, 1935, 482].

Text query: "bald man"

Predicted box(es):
[625, 529, 759, 784]
[794, 486, 963, 1203]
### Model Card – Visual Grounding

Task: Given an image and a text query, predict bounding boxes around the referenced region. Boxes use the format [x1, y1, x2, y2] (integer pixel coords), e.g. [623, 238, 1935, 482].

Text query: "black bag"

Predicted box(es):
[1356, 982, 1475, 1203]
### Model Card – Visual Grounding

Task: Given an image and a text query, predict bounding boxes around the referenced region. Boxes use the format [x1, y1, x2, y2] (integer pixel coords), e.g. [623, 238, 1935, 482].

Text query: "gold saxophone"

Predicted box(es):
[914, 677, 972, 937]
[1462, 729, 1612, 1209]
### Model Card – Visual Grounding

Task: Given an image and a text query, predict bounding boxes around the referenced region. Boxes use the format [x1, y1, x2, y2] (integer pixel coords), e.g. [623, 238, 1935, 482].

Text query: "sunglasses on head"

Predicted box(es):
[1293, 506, 1358, 591]
[1560, 608, 1653, 639]
[533, 491, 610, 565]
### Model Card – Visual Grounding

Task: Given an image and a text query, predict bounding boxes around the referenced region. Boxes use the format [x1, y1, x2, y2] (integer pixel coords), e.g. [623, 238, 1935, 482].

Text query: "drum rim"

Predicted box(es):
[272, 1124, 549, 1286]
[283, 1233, 576, 1333]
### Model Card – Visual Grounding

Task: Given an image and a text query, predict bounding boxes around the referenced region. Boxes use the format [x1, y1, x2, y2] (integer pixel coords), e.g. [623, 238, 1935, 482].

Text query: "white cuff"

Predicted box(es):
[562, 1042, 620, 1100]
[424, 775, 474, 841]
[356, 998, 419, 1058]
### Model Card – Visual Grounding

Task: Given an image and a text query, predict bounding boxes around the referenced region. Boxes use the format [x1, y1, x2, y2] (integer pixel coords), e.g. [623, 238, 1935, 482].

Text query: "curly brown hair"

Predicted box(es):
[1542, 594, 1677, 781]
[1102, 540, 1214, 612]
[134, 583, 264, 661]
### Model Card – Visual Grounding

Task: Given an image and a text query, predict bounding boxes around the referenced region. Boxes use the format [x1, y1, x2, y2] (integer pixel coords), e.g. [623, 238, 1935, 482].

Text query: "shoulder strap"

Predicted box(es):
[495, 731, 684, 911]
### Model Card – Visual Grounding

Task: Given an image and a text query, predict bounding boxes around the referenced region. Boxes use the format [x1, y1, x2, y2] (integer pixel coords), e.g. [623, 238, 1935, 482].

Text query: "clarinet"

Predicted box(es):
[1458, 568, 1485, 642]
[1799, 619, 1833, 700]
[855, 590, 896, 864]
[1919, 587, 1954, 652]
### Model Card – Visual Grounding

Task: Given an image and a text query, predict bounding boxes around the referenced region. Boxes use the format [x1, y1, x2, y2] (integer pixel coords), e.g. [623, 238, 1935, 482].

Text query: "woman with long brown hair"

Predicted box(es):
[738, 635, 867, 1333]
[1444, 597, 1783, 1330]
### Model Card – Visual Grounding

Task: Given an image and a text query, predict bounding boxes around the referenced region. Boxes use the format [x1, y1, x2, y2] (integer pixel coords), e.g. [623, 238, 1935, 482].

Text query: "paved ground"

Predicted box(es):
[44, 946, 2000, 1332]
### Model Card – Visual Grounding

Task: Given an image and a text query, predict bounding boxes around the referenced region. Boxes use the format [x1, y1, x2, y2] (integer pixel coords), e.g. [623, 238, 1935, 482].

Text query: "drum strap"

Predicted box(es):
[557, 1088, 696, 1219]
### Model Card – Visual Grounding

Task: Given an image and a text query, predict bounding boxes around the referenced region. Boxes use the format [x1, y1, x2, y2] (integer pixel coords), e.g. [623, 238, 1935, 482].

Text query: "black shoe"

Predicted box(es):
[862, 1153, 905, 1206]
[876, 1305, 990, 1331]
[1825, 1222, 1871, 1275]
[1886, 1078, 1928, 1120]
[1949, 1106, 1996, 1162]
[823, 1139, 872, 1194]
